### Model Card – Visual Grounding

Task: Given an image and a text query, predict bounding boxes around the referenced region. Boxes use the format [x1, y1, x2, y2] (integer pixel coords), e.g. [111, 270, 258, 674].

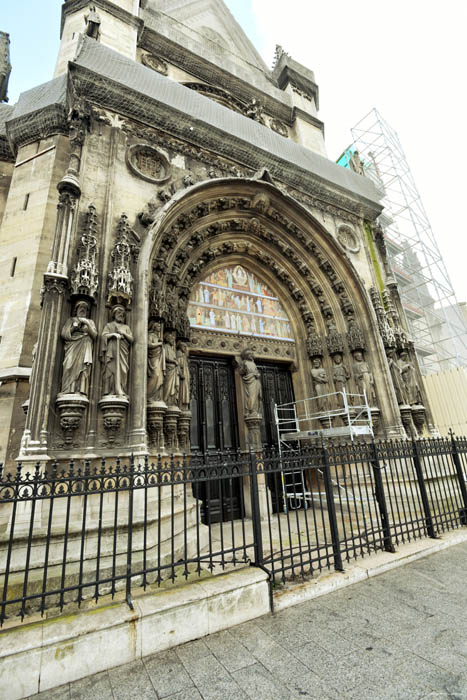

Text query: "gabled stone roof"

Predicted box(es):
[72, 37, 381, 210]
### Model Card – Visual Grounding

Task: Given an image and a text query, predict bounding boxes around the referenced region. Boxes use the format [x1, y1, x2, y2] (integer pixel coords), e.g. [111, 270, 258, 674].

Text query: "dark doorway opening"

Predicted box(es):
[189, 355, 242, 523]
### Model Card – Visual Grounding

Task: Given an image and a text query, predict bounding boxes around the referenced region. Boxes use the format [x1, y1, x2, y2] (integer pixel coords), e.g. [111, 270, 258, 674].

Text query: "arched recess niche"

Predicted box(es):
[127, 178, 402, 449]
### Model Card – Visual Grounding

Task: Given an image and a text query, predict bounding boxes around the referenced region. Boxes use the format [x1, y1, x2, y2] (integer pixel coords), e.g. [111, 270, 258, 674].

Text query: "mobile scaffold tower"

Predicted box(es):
[274, 390, 373, 511]
[339, 108, 467, 374]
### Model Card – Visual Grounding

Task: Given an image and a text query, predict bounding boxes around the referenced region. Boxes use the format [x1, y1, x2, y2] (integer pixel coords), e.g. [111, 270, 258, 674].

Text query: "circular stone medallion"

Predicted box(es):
[126, 144, 170, 184]
[337, 225, 360, 253]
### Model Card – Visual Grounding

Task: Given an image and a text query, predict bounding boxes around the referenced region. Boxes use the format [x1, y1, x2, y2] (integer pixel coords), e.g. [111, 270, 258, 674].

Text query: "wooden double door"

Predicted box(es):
[189, 355, 294, 522]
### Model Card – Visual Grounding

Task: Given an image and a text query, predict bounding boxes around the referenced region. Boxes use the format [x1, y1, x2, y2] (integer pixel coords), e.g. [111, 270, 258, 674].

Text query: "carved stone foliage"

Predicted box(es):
[141, 52, 168, 76]
[107, 214, 140, 306]
[70, 204, 99, 301]
[337, 225, 360, 254]
[270, 119, 288, 137]
[126, 144, 171, 184]
[191, 329, 296, 361]
[184, 83, 246, 115]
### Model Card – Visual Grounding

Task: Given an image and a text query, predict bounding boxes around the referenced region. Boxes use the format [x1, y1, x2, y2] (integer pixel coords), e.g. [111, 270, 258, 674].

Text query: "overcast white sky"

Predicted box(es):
[4, 0, 467, 301]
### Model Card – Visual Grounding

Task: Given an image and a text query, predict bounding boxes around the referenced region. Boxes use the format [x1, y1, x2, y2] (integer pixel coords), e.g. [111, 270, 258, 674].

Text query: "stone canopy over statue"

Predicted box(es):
[100, 305, 134, 397]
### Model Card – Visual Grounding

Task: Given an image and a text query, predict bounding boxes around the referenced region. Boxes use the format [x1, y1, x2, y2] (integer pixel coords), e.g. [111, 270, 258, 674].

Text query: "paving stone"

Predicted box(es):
[195, 676, 249, 700]
[204, 630, 256, 672]
[144, 649, 194, 698]
[175, 638, 211, 665]
[35, 685, 71, 700]
[251, 641, 311, 687]
[231, 663, 296, 700]
[108, 660, 157, 700]
[69, 672, 114, 700]
[163, 690, 203, 700]
[178, 649, 229, 685]
[229, 620, 277, 654]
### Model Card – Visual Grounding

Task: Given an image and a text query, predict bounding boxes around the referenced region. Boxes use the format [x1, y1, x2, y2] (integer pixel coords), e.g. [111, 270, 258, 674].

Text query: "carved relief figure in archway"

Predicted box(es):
[387, 348, 407, 405]
[311, 357, 329, 411]
[177, 341, 191, 411]
[398, 350, 422, 405]
[59, 300, 97, 396]
[332, 353, 350, 406]
[100, 305, 134, 396]
[162, 330, 179, 406]
[147, 320, 165, 403]
[239, 348, 262, 417]
[353, 351, 376, 404]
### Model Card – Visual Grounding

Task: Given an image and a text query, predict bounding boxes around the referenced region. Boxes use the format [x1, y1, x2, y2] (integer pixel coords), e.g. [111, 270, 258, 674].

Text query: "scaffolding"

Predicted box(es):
[274, 391, 373, 511]
[340, 108, 467, 374]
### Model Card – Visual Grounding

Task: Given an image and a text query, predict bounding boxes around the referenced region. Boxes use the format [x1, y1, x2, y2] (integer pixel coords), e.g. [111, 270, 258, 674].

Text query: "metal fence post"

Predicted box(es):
[126, 455, 135, 610]
[370, 441, 395, 553]
[249, 450, 263, 567]
[449, 431, 467, 525]
[412, 440, 437, 539]
[321, 442, 344, 572]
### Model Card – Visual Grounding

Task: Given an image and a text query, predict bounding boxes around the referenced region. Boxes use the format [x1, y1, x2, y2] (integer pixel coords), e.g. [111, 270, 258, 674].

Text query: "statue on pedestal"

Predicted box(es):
[353, 351, 376, 404]
[147, 320, 165, 403]
[162, 330, 179, 407]
[311, 357, 329, 411]
[398, 350, 422, 405]
[177, 341, 191, 411]
[239, 348, 262, 417]
[387, 348, 407, 405]
[332, 353, 350, 406]
[59, 300, 97, 396]
[100, 305, 133, 396]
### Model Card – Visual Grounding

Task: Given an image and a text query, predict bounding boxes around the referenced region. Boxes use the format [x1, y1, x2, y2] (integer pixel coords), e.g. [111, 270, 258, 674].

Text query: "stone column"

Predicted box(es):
[19, 100, 89, 458]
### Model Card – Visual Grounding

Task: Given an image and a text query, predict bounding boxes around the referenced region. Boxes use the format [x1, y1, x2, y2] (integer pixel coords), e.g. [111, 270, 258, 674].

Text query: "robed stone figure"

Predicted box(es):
[100, 306, 134, 396]
[177, 341, 191, 411]
[60, 300, 97, 396]
[398, 350, 422, 405]
[239, 349, 262, 417]
[353, 351, 376, 404]
[162, 331, 179, 407]
[147, 320, 165, 403]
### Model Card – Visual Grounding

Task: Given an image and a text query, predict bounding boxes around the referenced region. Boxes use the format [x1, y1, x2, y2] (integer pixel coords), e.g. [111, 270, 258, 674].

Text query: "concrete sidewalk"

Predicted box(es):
[30, 542, 467, 700]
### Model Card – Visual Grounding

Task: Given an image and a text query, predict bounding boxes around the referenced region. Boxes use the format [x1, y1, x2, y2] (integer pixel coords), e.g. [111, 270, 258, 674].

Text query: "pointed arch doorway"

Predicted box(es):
[188, 263, 296, 522]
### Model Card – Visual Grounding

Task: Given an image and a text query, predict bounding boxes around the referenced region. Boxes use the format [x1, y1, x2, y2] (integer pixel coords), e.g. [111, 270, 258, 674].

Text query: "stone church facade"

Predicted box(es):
[0, 0, 434, 469]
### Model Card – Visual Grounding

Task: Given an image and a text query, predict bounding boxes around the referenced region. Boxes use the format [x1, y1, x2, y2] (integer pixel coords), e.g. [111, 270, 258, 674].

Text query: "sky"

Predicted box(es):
[3, 0, 467, 301]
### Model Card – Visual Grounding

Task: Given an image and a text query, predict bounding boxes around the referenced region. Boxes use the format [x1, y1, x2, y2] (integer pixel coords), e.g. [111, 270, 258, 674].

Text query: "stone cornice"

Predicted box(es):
[138, 25, 293, 125]
[294, 108, 325, 136]
[0, 367, 31, 382]
[70, 63, 382, 221]
[60, 0, 143, 39]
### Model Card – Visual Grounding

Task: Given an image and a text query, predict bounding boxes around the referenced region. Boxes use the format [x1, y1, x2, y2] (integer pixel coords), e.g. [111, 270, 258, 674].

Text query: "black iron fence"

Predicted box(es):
[1, 434, 467, 625]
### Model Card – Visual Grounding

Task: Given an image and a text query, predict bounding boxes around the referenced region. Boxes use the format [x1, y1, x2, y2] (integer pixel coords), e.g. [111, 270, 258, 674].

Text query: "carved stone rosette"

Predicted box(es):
[56, 394, 89, 445]
[147, 401, 166, 452]
[99, 395, 129, 444]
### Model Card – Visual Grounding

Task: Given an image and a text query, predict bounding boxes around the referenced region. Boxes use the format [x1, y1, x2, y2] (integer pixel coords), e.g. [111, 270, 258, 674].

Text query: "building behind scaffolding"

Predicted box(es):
[338, 109, 467, 374]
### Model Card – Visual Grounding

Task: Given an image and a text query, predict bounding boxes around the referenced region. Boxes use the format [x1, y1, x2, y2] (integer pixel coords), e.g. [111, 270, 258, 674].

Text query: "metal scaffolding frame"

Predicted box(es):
[343, 108, 467, 374]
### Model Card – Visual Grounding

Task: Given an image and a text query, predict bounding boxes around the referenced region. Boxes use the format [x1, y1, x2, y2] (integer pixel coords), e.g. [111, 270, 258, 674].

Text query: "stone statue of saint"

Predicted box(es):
[239, 349, 262, 417]
[311, 357, 329, 411]
[398, 350, 422, 405]
[60, 300, 97, 396]
[353, 351, 376, 404]
[332, 353, 350, 406]
[177, 341, 191, 411]
[85, 6, 101, 40]
[147, 320, 165, 403]
[387, 348, 407, 405]
[100, 305, 134, 396]
[162, 331, 179, 407]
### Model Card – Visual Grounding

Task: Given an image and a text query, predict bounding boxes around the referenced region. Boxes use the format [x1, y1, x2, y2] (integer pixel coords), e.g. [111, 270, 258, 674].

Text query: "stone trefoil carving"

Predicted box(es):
[70, 204, 99, 300]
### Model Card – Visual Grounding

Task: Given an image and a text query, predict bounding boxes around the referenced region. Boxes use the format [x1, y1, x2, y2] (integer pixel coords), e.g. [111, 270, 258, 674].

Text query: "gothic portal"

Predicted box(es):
[0, 0, 434, 468]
